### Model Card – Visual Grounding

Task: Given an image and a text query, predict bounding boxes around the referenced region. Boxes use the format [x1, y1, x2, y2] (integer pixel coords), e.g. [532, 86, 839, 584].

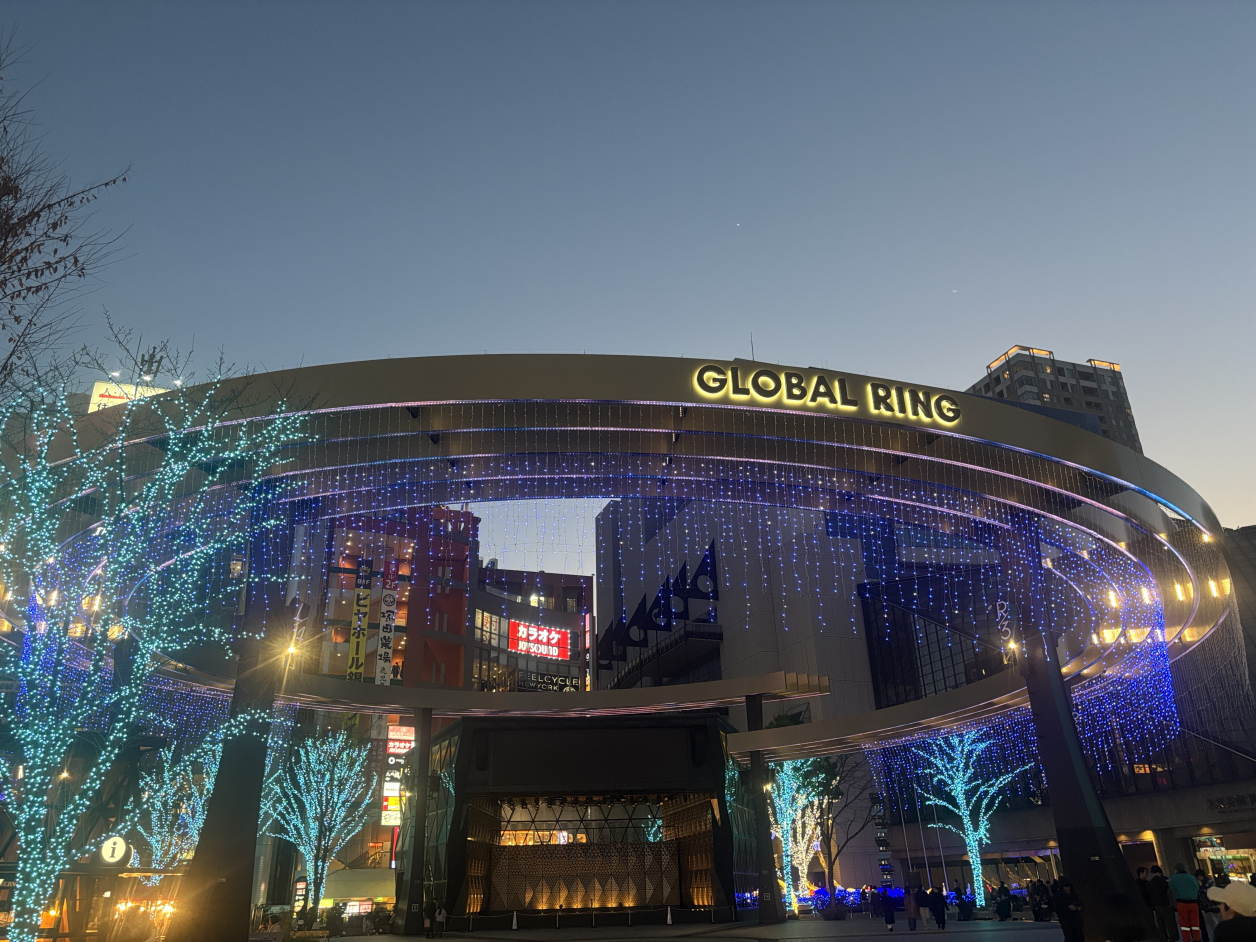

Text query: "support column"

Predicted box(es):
[394, 707, 433, 935]
[1008, 530, 1156, 942]
[165, 615, 286, 941]
[167, 503, 293, 942]
[745, 695, 786, 924]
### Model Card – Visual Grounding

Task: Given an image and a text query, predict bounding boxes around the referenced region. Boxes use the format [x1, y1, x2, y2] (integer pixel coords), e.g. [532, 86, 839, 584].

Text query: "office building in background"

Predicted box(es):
[965, 345, 1142, 452]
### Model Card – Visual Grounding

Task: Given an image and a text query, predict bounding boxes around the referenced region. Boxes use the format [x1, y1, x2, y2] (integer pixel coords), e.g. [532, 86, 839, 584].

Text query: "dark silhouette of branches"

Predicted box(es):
[0, 31, 126, 397]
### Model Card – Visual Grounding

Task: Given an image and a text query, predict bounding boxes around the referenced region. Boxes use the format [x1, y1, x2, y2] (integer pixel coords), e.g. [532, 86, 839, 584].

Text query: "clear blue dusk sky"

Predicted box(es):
[7, 2, 1256, 525]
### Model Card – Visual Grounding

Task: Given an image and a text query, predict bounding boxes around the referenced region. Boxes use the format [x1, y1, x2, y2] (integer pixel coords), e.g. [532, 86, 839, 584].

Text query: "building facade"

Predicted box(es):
[965, 345, 1142, 452]
[28, 352, 1247, 930]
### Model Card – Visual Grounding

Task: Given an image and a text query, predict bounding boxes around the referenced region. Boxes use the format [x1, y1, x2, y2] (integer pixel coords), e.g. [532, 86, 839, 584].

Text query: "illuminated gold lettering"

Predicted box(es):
[909, 388, 933, 419]
[894, 386, 907, 415]
[838, 378, 858, 407]
[810, 375, 838, 405]
[784, 372, 807, 401]
[751, 369, 782, 398]
[934, 395, 961, 422]
[870, 383, 894, 413]
[696, 364, 727, 394]
[729, 367, 750, 396]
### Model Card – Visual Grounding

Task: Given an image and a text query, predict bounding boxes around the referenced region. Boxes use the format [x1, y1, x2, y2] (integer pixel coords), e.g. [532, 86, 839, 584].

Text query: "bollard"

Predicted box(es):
[512, 910, 517, 930]
[667, 906, 672, 925]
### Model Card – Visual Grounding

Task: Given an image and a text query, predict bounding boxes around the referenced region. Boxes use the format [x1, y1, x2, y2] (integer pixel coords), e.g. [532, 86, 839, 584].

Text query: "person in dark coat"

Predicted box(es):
[1054, 879, 1085, 942]
[1032, 880, 1055, 922]
[1150, 866, 1179, 942]
[955, 883, 973, 921]
[928, 887, 948, 929]
[996, 883, 1013, 921]
[882, 888, 897, 930]
[423, 898, 437, 939]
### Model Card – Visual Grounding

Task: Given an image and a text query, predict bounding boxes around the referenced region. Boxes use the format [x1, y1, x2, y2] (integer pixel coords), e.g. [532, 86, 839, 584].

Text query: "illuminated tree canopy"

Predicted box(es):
[913, 728, 1029, 907]
[0, 366, 304, 942]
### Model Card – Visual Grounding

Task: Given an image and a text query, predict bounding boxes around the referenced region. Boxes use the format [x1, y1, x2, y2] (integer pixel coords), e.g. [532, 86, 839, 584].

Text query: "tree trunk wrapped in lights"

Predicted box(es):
[0, 359, 304, 942]
[260, 730, 378, 923]
[912, 729, 1029, 908]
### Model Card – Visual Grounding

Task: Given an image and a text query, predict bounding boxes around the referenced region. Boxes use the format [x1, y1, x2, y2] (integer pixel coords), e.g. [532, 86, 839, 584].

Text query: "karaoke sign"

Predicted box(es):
[508, 620, 571, 661]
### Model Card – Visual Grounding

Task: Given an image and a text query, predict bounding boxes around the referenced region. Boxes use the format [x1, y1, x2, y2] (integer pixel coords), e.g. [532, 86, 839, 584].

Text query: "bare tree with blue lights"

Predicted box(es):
[261, 730, 378, 924]
[134, 740, 220, 879]
[913, 728, 1029, 908]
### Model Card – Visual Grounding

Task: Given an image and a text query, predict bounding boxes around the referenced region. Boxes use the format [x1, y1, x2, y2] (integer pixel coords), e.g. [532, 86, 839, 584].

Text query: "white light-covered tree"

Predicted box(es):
[0, 351, 304, 942]
[261, 730, 378, 924]
[769, 759, 823, 912]
[133, 740, 220, 881]
[913, 729, 1029, 908]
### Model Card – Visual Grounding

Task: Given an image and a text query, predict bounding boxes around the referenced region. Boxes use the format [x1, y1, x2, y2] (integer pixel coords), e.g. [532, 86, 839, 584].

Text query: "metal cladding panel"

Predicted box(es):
[458, 717, 725, 794]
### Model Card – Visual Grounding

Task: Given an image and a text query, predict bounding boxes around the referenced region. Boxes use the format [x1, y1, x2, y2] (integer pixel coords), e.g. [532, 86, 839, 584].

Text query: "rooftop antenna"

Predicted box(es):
[750, 332, 755, 360]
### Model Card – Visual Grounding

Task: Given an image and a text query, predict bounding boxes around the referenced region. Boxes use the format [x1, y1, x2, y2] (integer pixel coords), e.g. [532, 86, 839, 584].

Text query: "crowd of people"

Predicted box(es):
[867, 868, 1256, 942]
[1136, 864, 1256, 942]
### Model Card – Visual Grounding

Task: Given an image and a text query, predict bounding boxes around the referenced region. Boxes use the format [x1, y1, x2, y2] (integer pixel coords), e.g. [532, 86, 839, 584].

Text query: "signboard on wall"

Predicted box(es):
[345, 558, 372, 682]
[507, 620, 571, 661]
[376, 561, 399, 686]
[517, 669, 581, 692]
[382, 725, 413, 825]
[88, 380, 167, 412]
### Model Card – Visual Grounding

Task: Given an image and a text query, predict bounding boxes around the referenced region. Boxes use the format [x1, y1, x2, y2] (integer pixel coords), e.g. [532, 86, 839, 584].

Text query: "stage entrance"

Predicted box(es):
[409, 715, 743, 918]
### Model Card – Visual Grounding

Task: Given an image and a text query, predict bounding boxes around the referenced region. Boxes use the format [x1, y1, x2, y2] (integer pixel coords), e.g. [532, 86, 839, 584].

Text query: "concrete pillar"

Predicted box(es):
[1006, 527, 1156, 942]
[393, 708, 434, 935]
[745, 694, 787, 924]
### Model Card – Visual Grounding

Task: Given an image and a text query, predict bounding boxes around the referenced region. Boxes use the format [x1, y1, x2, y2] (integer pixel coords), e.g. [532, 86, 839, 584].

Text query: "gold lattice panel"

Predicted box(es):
[489, 841, 680, 910]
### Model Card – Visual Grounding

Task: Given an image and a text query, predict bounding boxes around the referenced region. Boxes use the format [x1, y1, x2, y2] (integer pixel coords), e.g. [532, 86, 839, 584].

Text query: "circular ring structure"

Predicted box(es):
[119, 354, 1234, 749]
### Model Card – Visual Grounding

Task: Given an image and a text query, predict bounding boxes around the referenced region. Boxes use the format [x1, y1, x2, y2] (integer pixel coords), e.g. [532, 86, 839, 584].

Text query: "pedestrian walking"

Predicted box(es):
[955, 883, 974, 922]
[883, 888, 897, 931]
[1172, 864, 1203, 942]
[1207, 881, 1256, 942]
[435, 902, 447, 937]
[928, 886, 948, 930]
[904, 884, 921, 930]
[423, 898, 437, 939]
[1054, 879, 1085, 942]
[1152, 867, 1179, 942]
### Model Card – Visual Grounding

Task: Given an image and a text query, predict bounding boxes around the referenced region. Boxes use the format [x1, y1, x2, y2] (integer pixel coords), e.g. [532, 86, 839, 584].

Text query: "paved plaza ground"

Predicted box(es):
[370, 916, 1065, 942]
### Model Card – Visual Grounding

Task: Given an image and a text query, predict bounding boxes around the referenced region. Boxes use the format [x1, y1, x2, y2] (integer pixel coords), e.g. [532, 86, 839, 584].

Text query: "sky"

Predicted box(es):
[7, 1, 1256, 526]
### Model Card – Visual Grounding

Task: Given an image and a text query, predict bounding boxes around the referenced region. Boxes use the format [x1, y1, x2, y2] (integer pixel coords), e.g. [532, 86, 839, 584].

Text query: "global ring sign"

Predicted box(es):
[693, 363, 961, 425]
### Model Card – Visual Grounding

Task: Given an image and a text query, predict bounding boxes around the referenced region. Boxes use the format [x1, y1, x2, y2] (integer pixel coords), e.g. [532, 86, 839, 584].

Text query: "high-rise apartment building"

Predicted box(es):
[965, 345, 1142, 452]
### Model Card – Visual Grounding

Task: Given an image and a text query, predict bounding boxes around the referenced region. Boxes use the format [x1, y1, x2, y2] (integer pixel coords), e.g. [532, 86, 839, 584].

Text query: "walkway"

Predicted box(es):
[371, 917, 1064, 942]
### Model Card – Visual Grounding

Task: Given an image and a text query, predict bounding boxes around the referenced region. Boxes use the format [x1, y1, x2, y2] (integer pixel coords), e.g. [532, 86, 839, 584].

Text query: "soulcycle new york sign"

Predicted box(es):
[693, 363, 962, 426]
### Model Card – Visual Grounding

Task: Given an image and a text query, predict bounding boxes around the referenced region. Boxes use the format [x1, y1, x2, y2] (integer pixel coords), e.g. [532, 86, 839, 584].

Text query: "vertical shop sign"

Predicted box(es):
[345, 557, 372, 682]
[382, 725, 413, 825]
[376, 561, 399, 686]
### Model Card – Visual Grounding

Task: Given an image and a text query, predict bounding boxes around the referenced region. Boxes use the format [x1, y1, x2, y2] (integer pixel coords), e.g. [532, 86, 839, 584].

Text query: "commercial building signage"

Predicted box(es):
[518, 669, 581, 692]
[345, 557, 372, 682]
[87, 380, 167, 413]
[382, 725, 413, 826]
[508, 620, 570, 661]
[693, 363, 961, 425]
[376, 561, 398, 686]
